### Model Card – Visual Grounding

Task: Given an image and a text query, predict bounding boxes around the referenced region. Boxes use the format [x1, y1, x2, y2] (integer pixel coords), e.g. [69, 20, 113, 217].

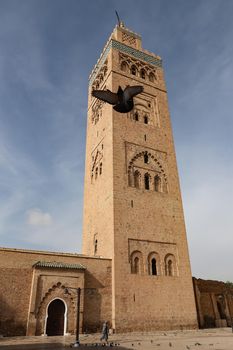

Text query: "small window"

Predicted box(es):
[151, 258, 157, 275]
[131, 65, 137, 76]
[131, 251, 142, 274]
[165, 255, 176, 276]
[154, 175, 161, 192]
[133, 257, 139, 274]
[95, 168, 98, 179]
[94, 239, 98, 254]
[149, 72, 155, 82]
[144, 116, 148, 124]
[140, 69, 146, 79]
[134, 112, 139, 121]
[99, 163, 102, 175]
[121, 61, 127, 72]
[168, 260, 173, 276]
[144, 173, 150, 190]
[144, 153, 149, 164]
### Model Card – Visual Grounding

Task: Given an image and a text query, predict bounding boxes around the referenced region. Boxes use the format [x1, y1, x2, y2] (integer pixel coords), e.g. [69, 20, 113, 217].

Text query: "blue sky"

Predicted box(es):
[0, 0, 232, 281]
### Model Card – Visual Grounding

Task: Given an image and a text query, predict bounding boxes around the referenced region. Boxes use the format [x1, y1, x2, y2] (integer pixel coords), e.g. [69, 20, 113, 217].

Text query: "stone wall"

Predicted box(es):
[193, 278, 233, 328]
[0, 247, 112, 336]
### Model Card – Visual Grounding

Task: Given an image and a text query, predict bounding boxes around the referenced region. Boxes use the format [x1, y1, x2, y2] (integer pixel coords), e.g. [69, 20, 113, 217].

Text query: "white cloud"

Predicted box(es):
[26, 208, 53, 226]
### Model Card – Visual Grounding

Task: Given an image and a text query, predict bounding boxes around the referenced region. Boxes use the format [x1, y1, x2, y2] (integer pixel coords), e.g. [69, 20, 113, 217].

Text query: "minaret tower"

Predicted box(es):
[82, 23, 197, 331]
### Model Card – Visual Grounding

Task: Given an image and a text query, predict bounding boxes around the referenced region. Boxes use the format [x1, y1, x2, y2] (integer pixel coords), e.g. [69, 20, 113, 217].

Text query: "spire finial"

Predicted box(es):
[115, 11, 125, 27]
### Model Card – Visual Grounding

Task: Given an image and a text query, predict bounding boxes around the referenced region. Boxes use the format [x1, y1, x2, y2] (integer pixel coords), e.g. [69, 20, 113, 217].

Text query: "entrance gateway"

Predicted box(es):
[45, 299, 66, 336]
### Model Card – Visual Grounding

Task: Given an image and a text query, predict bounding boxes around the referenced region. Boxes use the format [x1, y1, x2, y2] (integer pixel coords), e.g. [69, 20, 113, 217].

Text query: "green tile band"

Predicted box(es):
[112, 40, 162, 68]
[89, 40, 162, 86]
[34, 261, 86, 269]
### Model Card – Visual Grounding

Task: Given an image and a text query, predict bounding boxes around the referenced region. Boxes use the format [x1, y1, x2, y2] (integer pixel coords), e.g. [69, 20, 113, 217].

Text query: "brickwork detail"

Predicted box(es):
[122, 32, 137, 47]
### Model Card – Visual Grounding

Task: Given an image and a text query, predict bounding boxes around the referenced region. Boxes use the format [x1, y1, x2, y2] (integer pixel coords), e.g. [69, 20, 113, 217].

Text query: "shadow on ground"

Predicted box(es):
[0, 344, 130, 350]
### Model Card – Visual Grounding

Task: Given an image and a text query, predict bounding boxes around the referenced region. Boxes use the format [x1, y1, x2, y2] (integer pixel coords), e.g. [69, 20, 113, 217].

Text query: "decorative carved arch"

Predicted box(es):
[149, 72, 156, 82]
[130, 64, 138, 76]
[119, 52, 158, 83]
[36, 283, 75, 317]
[120, 61, 129, 72]
[128, 151, 168, 191]
[140, 68, 146, 79]
[35, 282, 76, 336]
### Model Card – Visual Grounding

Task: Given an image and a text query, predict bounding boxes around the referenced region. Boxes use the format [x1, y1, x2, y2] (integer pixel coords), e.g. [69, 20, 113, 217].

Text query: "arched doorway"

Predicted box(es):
[46, 299, 66, 336]
[217, 300, 226, 319]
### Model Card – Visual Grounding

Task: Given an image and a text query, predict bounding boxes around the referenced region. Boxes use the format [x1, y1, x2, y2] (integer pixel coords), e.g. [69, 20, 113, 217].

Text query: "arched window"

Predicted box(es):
[168, 260, 173, 276]
[144, 152, 149, 163]
[154, 175, 161, 192]
[95, 167, 98, 179]
[131, 65, 137, 76]
[151, 258, 157, 275]
[149, 72, 155, 82]
[134, 112, 139, 121]
[148, 252, 160, 276]
[140, 69, 146, 79]
[144, 173, 150, 190]
[144, 115, 148, 124]
[121, 61, 127, 72]
[134, 170, 140, 189]
[165, 254, 176, 276]
[133, 257, 139, 274]
[94, 239, 98, 254]
[131, 251, 142, 274]
[99, 163, 102, 175]
[96, 82, 99, 89]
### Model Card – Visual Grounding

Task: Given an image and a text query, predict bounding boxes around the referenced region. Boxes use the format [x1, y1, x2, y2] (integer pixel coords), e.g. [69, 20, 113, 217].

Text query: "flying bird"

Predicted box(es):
[92, 85, 143, 113]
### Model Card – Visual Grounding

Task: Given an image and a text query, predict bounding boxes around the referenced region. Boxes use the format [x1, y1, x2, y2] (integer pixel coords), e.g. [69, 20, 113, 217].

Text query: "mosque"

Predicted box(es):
[0, 23, 232, 337]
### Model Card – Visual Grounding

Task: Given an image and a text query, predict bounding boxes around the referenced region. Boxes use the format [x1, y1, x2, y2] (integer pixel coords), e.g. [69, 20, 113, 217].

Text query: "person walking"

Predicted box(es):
[100, 321, 109, 344]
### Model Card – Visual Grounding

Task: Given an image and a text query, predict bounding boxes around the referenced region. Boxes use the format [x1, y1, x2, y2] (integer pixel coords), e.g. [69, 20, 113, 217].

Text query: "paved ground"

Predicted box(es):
[0, 328, 233, 350]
